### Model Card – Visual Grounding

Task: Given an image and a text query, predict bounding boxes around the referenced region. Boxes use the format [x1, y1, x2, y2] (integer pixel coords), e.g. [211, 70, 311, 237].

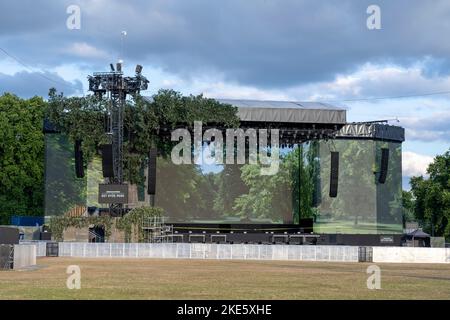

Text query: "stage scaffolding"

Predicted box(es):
[141, 216, 173, 243]
[0, 245, 14, 270]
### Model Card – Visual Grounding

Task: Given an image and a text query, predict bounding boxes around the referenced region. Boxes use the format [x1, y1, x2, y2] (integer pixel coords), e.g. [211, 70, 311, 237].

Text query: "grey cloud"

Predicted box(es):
[406, 129, 450, 142]
[402, 113, 450, 142]
[2, 0, 450, 89]
[0, 71, 82, 98]
[0, 0, 64, 36]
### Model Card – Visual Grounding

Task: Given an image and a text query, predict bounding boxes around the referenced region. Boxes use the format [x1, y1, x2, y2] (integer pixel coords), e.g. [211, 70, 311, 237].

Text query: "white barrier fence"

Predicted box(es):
[13, 244, 36, 269]
[22, 241, 450, 264]
[373, 247, 450, 264]
[58, 243, 359, 262]
[20, 241, 47, 257]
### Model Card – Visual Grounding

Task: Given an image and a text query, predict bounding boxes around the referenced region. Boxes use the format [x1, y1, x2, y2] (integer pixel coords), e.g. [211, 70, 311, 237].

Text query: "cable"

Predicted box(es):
[3, 45, 450, 101]
[323, 90, 450, 103]
[351, 118, 399, 125]
[0, 46, 79, 89]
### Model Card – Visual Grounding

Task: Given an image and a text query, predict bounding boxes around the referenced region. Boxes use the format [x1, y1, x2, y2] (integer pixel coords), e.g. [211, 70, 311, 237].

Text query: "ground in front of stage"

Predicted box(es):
[1, 257, 449, 299]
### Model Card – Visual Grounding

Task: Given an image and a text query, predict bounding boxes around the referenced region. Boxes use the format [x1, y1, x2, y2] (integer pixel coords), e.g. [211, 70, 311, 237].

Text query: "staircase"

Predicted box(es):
[89, 229, 104, 243]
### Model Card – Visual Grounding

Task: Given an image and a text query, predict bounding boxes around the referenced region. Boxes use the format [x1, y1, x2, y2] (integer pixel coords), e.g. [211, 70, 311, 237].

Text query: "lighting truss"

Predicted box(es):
[88, 63, 149, 216]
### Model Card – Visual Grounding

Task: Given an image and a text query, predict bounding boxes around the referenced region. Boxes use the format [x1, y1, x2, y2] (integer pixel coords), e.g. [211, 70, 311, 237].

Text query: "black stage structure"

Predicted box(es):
[44, 92, 405, 246]
[87, 63, 149, 215]
[144, 98, 344, 244]
[143, 98, 405, 246]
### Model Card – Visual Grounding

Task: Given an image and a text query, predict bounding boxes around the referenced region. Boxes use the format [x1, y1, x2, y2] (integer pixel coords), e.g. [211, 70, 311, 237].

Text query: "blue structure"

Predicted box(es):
[10, 216, 44, 227]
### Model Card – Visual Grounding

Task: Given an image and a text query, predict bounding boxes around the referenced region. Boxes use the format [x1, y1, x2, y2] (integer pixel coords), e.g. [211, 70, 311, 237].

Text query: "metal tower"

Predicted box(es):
[88, 63, 149, 215]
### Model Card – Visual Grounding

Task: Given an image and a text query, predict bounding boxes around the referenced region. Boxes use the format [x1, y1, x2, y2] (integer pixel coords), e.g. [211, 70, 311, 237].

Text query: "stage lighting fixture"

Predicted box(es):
[135, 64, 143, 74]
[88, 63, 149, 216]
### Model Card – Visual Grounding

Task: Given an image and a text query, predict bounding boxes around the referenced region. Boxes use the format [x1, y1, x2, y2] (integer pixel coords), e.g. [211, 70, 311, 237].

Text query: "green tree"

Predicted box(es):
[323, 140, 376, 222]
[231, 146, 306, 224]
[401, 190, 415, 224]
[213, 164, 249, 217]
[292, 142, 320, 222]
[47, 89, 239, 186]
[153, 158, 209, 221]
[0, 93, 46, 224]
[44, 134, 86, 216]
[1, 88, 239, 222]
[410, 149, 450, 239]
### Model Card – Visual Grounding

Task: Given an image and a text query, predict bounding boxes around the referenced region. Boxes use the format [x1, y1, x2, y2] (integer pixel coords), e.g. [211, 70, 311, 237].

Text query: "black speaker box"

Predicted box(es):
[0, 227, 19, 245]
[101, 144, 114, 178]
[147, 148, 157, 195]
[378, 148, 389, 184]
[329, 151, 339, 197]
[40, 232, 52, 241]
[74, 140, 84, 178]
[46, 242, 59, 257]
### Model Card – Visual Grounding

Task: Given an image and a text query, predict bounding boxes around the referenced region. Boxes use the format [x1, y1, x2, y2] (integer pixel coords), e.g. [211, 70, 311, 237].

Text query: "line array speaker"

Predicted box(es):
[101, 144, 114, 178]
[378, 148, 389, 184]
[329, 151, 339, 198]
[147, 148, 157, 195]
[74, 140, 84, 178]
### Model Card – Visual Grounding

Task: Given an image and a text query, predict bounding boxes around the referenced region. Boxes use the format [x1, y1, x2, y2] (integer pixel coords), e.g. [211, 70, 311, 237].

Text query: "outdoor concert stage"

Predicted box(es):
[44, 98, 405, 246]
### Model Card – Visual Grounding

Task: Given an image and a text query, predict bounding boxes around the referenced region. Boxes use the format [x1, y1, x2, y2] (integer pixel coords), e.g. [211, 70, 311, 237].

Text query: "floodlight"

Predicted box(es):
[110, 63, 115, 72]
[116, 62, 122, 73]
[135, 64, 143, 74]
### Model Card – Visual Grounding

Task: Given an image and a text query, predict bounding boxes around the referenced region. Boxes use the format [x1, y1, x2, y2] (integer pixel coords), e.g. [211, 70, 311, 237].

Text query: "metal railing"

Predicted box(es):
[88, 230, 104, 243]
[57, 243, 360, 262]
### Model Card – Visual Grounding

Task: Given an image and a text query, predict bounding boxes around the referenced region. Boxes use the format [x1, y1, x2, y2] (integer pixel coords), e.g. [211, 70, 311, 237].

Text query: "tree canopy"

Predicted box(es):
[46, 88, 239, 185]
[0, 93, 46, 224]
[409, 149, 450, 239]
[0, 89, 239, 222]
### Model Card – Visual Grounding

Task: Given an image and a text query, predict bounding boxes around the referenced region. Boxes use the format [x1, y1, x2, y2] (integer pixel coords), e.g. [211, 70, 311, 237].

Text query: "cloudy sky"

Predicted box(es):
[1, 0, 449, 188]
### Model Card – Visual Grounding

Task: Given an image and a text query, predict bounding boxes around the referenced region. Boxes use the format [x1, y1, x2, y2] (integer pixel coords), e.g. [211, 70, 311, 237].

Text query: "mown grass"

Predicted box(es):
[0, 257, 449, 299]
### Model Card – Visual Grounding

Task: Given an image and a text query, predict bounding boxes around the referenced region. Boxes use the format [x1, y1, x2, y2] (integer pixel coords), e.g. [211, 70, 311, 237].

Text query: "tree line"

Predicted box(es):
[403, 150, 450, 239]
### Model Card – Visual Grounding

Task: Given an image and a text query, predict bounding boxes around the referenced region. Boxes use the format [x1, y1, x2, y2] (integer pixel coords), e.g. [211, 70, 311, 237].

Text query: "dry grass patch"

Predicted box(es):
[0, 257, 449, 299]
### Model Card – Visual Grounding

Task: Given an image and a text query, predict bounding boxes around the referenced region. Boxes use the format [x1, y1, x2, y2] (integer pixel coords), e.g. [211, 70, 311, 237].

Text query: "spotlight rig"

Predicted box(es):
[88, 63, 148, 99]
[88, 64, 149, 215]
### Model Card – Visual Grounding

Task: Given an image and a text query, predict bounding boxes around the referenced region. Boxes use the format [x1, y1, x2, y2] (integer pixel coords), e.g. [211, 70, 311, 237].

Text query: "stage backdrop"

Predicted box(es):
[44, 134, 402, 234]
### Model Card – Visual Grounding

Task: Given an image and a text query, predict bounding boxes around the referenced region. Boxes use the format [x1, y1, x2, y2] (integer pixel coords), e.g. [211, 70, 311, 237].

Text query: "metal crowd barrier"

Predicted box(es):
[56, 243, 359, 262]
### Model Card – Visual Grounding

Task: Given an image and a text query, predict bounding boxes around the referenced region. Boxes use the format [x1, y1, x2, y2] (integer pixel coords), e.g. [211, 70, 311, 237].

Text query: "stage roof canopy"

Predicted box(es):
[143, 96, 405, 142]
[337, 123, 405, 142]
[216, 99, 346, 125]
[144, 97, 347, 125]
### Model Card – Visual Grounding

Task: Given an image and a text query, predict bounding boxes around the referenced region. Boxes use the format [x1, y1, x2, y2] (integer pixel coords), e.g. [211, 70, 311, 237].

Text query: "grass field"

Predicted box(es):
[1, 257, 449, 299]
[313, 221, 403, 234]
